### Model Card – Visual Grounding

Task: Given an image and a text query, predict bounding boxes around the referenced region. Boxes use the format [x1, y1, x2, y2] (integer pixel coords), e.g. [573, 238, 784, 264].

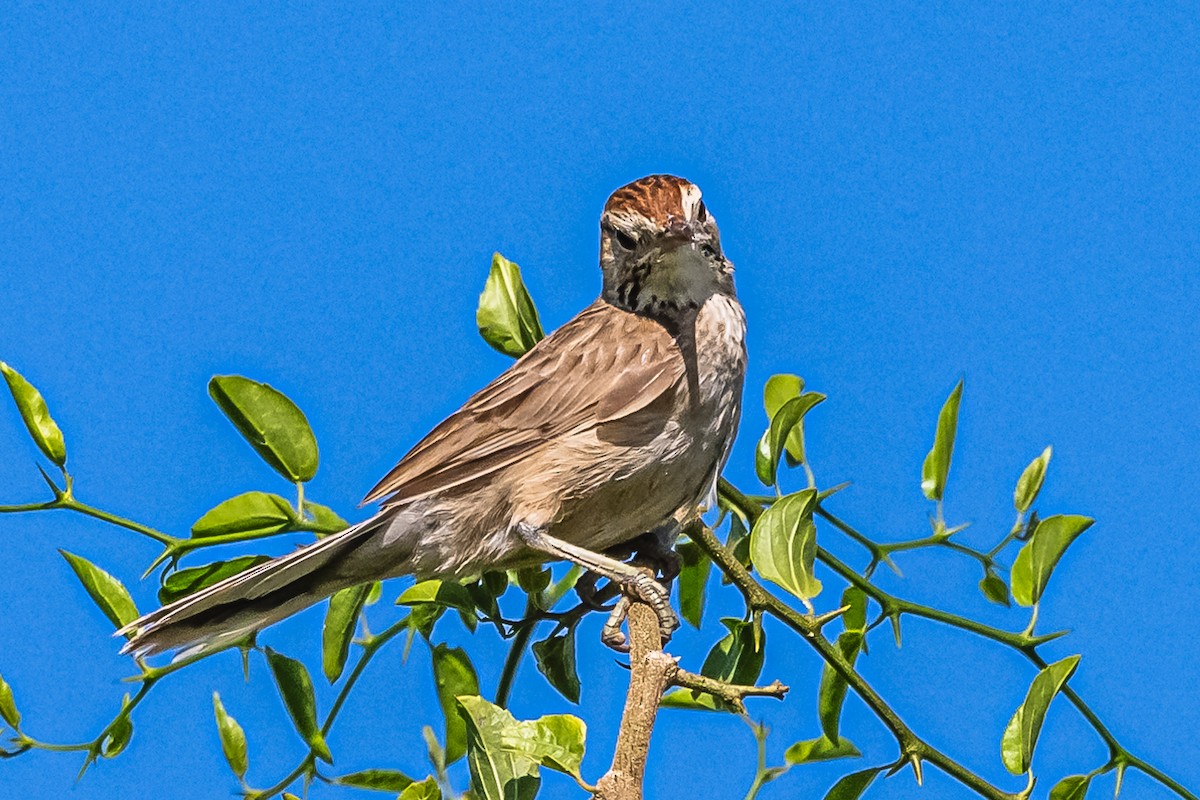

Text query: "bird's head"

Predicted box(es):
[599, 174, 734, 316]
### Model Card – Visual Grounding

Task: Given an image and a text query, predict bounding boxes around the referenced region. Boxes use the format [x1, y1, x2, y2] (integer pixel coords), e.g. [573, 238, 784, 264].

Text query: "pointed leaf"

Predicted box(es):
[398, 777, 441, 800]
[323, 584, 370, 683]
[750, 489, 822, 602]
[477, 253, 545, 358]
[677, 541, 711, 628]
[191, 491, 295, 538]
[921, 380, 963, 501]
[784, 736, 862, 764]
[332, 769, 415, 792]
[208, 375, 319, 482]
[299, 500, 349, 533]
[1015, 447, 1053, 513]
[1, 362, 67, 465]
[701, 618, 766, 688]
[818, 632, 863, 743]
[159, 556, 271, 604]
[0, 673, 19, 728]
[456, 695, 542, 800]
[762, 393, 826, 485]
[1001, 655, 1081, 774]
[764, 373, 809, 464]
[1050, 775, 1091, 800]
[532, 628, 581, 704]
[823, 768, 882, 800]
[265, 648, 332, 763]
[432, 644, 479, 764]
[102, 699, 133, 757]
[212, 692, 248, 779]
[59, 550, 139, 633]
[660, 689, 721, 711]
[1010, 515, 1094, 606]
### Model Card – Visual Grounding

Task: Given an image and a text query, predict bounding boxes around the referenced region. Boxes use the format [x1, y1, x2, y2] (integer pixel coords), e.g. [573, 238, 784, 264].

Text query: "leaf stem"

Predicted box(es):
[495, 597, 538, 708]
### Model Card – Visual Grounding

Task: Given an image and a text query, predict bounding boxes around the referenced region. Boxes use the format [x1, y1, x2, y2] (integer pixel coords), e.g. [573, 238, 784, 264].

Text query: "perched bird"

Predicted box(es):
[122, 174, 747, 657]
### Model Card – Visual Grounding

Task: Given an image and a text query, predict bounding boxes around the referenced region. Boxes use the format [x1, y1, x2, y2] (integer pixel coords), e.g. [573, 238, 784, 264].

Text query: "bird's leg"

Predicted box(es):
[516, 523, 679, 650]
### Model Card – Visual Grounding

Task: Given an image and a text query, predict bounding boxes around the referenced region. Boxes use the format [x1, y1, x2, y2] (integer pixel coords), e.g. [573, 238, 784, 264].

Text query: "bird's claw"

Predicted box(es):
[599, 567, 679, 652]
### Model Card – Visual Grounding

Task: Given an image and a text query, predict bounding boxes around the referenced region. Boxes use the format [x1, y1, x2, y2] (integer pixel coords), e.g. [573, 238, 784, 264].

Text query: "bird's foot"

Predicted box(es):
[599, 566, 679, 652]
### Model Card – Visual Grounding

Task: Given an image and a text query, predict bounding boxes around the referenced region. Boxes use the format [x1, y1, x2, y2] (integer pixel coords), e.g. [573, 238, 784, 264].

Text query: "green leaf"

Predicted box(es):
[676, 541, 711, 629]
[191, 491, 295, 538]
[515, 565, 552, 595]
[921, 380, 963, 501]
[264, 648, 332, 763]
[761, 393, 826, 485]
[456, 695, 587, 799]
[332, 769, 415, 792]
[476, 252, 545, 358]
[398, 777, 441, 800]
[532, 628, 581, 704]
[212, 692, 248, 780]
[398, 579, 477, 617]
[300, 500, 349, 533]
[208, 375, 319, 483]
[1010, 515, 1094, 606]
[102, 697, 133, 757]
[979, 572, 1011, 607]
[818, 631, 863, 743]
[1015, 446, 1053, 513]
[660, 689, 721, 711]
[0, 362, 67, 466]
[457, 695, 542, 800]
[0, 673, 20, 728]
[432, 644, 480, 764]
[749, 489, 822, 603]
[700, 618, 765, 688]
[1050, 775, 1091, 800]
[784, 736, 862, 764]
[764, 374, 808, 464]
[822, 768, 881, 800]
[59, 550, 140, 633]
[727, 512, 751, 572]
[841, 587, 868, 634]
[158, 556, 271, 605]
[323, 584, 370, 683]
[1001, 654, 1081, 774]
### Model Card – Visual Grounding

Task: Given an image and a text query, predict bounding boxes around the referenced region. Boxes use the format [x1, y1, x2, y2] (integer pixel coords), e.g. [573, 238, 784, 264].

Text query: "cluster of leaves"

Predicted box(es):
[2, 253, 1196, 800]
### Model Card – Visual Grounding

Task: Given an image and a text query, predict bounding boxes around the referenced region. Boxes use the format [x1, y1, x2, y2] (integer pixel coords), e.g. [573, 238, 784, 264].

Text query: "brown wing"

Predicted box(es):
[361, 299, 684, 508]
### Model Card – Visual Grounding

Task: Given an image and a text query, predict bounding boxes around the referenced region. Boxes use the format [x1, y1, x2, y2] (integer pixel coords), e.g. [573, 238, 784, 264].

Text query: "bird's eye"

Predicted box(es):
[613, 229, 638, 251]
[701, 243, 717, 258]
[696, 201, 708, 223]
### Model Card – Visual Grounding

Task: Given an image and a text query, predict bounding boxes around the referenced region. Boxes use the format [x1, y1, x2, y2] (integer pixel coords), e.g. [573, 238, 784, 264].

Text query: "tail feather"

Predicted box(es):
[121, 514, 396, 657]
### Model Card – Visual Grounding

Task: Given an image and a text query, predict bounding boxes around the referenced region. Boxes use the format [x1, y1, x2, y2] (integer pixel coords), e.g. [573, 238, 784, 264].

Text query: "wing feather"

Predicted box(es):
[361, 300, 684, 507]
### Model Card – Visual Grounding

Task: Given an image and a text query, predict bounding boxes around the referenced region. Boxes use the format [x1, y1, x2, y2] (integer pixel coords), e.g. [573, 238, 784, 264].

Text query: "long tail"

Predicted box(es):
[120, 513, 400, 658]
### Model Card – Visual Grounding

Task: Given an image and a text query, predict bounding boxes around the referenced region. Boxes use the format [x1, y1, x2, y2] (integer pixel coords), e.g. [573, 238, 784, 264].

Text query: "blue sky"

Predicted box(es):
[2, 3, 1198, 799]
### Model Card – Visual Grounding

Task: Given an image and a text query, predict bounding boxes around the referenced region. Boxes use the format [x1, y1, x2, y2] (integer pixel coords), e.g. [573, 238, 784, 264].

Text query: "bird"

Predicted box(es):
[121, 174, 747, 657]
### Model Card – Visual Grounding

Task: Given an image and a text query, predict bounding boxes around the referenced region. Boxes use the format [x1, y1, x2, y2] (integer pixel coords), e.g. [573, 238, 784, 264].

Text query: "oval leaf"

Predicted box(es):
[212, 692, 249, 779]
[191, 492, 295, 538]
[59, 550, 140, 634]
[0, 673, 21, 728]
[159, 556, 271, 605]
[265, 648, 331, 763]
[102, 701, 133, 758]
[532, 629, 581, 704]
[818, 631, 863, 743]
[398, 579, 476, 616]
[476, 253, 545, 358]
[785, 736, 862, 764]
[456, 695, 542, 800]
[921, 380, 963, 501]
[323, 584, 370, 683]
[432, 645, 479, 765]
[750, 489, 822, 603]
[1010, 515, 1094, 607]
[333, 769, 415, 792]
[0, 362, 67, 466]
[823, 768, 882, 800]
[979, 572, 1011, 607]
[208, 375, 319, 482]
[300, 500, 349, 534]
[1050, 774, 1091, 800]
[1001, 655, 1081, 774]
[1015, 446, 1053, 513]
